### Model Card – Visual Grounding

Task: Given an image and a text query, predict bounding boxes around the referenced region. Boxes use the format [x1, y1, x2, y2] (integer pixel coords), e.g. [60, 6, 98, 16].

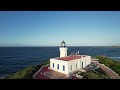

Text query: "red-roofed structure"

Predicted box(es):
[56, 55, 86, 61]
[33, 65, 50, 79]
[33, 41, 91, 79]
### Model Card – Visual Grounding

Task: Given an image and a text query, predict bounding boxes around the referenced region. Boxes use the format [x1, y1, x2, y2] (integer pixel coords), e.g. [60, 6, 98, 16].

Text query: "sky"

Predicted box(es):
[0, 11, 120, 46]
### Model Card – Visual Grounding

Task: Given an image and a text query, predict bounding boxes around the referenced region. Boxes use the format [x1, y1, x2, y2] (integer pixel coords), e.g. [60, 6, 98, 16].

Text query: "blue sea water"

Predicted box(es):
[0, 46, 120, 77]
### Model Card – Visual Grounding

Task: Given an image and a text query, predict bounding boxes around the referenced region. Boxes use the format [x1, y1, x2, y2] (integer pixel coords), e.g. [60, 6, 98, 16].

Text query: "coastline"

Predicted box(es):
[1, 56, 120, 79]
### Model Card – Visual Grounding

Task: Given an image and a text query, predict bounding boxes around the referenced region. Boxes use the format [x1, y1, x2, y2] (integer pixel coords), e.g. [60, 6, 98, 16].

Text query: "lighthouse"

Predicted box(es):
[59, 41, 68, 57]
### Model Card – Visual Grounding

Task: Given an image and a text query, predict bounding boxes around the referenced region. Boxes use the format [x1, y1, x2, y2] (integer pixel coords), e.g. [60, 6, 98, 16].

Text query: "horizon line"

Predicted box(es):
[0, 46, 119, 47]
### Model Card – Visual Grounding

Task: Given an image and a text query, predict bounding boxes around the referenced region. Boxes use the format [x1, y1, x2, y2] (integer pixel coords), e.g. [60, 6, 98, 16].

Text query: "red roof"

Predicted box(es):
[56, 55, 86, 61]
[34, 66, 50, 79]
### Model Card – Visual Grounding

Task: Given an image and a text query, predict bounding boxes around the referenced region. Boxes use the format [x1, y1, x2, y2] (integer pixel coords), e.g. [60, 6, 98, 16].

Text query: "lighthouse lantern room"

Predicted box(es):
[59, 41, 68, 57]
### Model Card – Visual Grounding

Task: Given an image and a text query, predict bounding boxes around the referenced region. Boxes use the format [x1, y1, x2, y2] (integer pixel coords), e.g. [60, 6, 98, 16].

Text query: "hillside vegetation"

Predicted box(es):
[81, 67, 110, 79]
[5, 60, 49, 79]
[81, 56, 120, 79]
[4, 56, 120, 79]
[95, 56, 120, 76]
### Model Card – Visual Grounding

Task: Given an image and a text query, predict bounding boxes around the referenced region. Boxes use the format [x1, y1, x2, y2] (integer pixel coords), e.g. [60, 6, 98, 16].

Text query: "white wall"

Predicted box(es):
[68, 59, 79, 74]
[59, 47, 68, 57]
[50, 55, 91, 75]
[50, 58, 69, 74]
[80, 56, 91, 68]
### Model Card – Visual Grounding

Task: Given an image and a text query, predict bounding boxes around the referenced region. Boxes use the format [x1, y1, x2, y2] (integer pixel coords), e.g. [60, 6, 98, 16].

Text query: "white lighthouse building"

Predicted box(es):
[59, 41, 68, 57]
[50, 41, 91, 77]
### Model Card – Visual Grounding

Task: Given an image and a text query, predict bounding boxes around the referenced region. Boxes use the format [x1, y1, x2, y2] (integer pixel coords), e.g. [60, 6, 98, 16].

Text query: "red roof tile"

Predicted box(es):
[35, 66, 50, 79]
[56, 55, 85, 61]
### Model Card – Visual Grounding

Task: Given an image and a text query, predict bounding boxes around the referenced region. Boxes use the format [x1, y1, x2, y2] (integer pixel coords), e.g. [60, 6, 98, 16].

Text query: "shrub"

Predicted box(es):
[5, 60, 49, 79]
[82, 71, 101, 79]
[96, 56, 120, 76]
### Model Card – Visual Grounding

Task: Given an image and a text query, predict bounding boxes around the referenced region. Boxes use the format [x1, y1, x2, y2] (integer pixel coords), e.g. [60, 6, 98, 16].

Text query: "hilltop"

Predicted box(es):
[2, 56, 120, 79]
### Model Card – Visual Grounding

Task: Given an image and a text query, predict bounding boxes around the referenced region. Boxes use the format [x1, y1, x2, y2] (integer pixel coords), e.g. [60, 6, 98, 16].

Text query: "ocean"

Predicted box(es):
[0, 46, 120, 77]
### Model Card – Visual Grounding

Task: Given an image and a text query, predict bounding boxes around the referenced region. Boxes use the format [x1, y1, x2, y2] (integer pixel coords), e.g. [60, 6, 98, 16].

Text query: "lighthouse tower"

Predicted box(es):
[59, 41, 68, 57]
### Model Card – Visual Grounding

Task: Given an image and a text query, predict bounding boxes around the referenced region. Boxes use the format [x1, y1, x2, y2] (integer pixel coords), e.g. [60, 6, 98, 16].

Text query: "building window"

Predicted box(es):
[76, 63, 77, 68]
[71, 65, 72, 71]
[63, 65, 65, 71]
[57, 64, 59, 70]
[53, 63, 54, 68]
[82, 62, 83, 68]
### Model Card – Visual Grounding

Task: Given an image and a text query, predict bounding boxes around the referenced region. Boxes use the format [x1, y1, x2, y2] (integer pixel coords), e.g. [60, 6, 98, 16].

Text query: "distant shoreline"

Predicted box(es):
[0, 46, 120, 48]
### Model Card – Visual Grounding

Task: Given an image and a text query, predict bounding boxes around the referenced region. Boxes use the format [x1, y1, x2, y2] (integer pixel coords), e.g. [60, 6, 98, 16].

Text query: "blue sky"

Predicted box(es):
[0, 11, 120, 46]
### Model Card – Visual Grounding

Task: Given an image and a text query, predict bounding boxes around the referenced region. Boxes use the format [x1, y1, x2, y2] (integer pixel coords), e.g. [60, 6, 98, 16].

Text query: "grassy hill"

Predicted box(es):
[96, 56, 120, 76]
[4, 60, 49, 79]
[81, 66, 110, 79]
[3, 56, 120, 79]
